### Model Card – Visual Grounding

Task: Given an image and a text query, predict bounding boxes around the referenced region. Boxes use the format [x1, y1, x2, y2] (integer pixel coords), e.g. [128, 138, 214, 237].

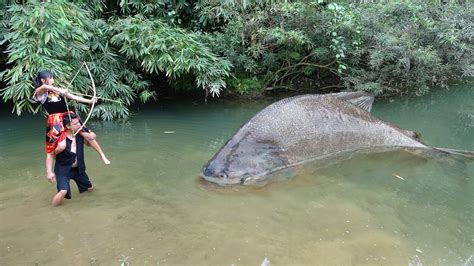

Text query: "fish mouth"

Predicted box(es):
[199, 173, 270, 188]
[199, 173, 246, 186]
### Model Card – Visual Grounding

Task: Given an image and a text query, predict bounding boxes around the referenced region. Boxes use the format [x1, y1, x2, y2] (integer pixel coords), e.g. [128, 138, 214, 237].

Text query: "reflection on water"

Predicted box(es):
[0, 84, 473, 265]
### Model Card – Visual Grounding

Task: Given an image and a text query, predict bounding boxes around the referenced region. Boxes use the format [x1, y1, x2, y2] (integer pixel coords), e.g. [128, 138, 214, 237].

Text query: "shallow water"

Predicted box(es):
[0, 83, 473, 265]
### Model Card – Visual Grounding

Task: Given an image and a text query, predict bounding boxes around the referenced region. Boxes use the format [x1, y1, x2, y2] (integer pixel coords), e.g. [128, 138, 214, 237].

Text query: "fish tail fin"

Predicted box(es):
[406, 146, 474, 167]
[432, 147, 474, 160]
[427, 147, 474, 181]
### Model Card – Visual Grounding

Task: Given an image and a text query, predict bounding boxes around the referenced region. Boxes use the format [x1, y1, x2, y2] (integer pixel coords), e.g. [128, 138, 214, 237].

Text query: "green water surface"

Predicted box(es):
[0, 83, 473, 265]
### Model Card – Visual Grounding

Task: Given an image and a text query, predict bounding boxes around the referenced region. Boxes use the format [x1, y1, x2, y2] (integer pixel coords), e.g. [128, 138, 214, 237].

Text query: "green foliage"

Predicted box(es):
[201, 1, 360, 91]
[118, 0, 195, 26]
[227, 76, 264, 95]
[346, 1, 474, 95]
[326, 2, 361, 74]
[110, 15, 231, 96]
[0, 0, 153, 119]
[1, 0, 92, 114]
[201, 0, 472, 96]
[1, 0, 472, 117]
[0, 0, 231, 119]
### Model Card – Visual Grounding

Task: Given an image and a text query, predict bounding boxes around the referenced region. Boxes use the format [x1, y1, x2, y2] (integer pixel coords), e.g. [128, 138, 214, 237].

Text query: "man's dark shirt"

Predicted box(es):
[55, 135, 86, 176]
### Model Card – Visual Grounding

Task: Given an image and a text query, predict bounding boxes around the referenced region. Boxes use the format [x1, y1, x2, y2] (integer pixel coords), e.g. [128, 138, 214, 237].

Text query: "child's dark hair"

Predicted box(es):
[32, 70, 54, 89]
[63, 113, 78, 127]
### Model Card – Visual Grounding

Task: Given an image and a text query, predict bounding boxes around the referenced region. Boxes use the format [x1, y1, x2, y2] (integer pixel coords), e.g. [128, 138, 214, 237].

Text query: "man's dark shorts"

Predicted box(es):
[56, 167, 92, 199]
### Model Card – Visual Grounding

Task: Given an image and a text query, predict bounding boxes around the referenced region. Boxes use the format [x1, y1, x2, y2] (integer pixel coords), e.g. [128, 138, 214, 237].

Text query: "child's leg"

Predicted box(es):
[88, 139, 111, 164]
[54, 139, 67, 154]
[79, 131, 111, 165]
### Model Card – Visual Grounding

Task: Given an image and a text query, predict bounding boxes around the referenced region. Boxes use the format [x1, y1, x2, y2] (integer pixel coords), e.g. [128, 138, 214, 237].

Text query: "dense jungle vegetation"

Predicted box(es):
[0, 0, 472, 119]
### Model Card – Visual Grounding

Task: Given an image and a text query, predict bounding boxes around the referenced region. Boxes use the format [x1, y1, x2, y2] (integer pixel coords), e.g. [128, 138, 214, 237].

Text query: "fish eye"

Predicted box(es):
[218, 173, 227, 179]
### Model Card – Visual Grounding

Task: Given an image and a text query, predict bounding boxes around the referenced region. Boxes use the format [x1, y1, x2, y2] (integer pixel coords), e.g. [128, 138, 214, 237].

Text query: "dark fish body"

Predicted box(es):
[201, 92, 472, 186]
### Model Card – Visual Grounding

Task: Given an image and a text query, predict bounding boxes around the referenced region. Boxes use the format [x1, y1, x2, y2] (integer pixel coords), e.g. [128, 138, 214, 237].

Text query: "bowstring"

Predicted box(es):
[64, 62, 85, 134]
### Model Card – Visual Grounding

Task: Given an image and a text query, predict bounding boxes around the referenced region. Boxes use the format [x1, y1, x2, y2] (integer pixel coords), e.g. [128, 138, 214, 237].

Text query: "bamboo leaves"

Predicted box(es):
[111, 16, 231, 96]
[1, 0, 152, 119]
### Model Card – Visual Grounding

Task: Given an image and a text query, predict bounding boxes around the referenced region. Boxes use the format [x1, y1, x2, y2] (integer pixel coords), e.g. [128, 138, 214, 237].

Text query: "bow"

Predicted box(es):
[73, 62, 96, 136]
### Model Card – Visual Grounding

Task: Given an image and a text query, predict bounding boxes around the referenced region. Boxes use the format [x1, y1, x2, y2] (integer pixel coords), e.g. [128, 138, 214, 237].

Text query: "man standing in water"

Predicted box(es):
[48, 113, 94, 206]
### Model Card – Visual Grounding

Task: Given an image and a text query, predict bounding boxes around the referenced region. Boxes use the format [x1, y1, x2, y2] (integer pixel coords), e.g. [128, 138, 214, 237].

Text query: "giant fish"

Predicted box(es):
[201, 92, 474, 186]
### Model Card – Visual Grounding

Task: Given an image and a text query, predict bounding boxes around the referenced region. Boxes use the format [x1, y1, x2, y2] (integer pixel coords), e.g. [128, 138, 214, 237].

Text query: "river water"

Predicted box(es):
[1, 83, 473, 265]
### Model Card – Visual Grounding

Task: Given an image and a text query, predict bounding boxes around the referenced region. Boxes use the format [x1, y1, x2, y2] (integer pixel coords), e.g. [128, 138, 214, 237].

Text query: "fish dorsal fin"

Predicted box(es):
[331, 91, 375, 112]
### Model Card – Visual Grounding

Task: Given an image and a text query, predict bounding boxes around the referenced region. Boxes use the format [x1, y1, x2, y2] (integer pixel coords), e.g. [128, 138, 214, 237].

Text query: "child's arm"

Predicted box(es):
[65, 93, 97, 105]
[34, 84, 67, 100]
[33, 84, 97, 105]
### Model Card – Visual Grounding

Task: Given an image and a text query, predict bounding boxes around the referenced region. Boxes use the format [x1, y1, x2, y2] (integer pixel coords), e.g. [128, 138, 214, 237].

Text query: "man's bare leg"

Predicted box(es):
[52, 190, 68, 206]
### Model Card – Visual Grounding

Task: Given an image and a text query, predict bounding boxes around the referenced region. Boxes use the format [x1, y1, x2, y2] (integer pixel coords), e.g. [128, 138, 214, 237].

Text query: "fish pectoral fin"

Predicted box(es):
[332, 91, 375, 112]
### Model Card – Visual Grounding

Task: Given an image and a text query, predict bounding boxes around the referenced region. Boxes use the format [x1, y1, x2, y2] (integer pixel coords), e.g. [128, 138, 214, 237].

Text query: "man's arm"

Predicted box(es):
[47, 138, 69, 182]
[46, 152, 56, 183]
